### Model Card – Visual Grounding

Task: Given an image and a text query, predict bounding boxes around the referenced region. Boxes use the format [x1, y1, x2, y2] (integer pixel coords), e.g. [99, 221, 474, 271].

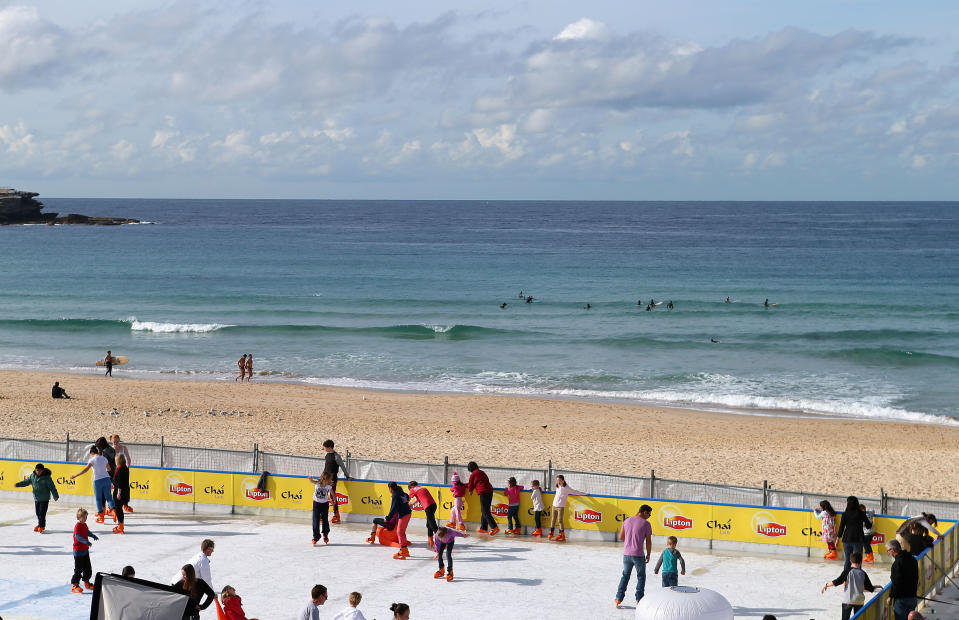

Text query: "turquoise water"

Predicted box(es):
[1, 199, 957, 423]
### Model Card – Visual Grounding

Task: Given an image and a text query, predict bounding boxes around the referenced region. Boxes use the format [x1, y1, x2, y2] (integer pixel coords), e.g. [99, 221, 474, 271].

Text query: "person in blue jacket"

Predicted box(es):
[365, 482, 412, 559]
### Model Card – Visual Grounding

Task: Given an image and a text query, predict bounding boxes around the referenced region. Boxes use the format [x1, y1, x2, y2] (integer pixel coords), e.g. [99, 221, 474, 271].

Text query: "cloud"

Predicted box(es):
[554, 18, 609, 42]
[0, 6, 72, 89]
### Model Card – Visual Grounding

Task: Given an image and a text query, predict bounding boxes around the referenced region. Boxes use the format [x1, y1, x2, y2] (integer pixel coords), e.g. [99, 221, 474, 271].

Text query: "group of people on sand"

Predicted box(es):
[235, 353, 254, 381]
[814, 496, 940, 620]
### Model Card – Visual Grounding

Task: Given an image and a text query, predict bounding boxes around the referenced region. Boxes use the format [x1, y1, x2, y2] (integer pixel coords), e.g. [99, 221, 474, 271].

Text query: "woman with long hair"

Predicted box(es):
[172, 563, 215, 620]
[836, 496, 872, 572]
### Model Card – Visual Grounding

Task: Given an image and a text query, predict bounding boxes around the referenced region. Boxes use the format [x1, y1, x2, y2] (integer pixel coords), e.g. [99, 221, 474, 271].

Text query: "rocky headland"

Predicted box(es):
[0, 188, 140, 225]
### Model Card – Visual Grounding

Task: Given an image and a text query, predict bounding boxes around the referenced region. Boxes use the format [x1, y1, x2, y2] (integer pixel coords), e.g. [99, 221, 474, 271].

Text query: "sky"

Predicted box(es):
[1, 1, 958, 200]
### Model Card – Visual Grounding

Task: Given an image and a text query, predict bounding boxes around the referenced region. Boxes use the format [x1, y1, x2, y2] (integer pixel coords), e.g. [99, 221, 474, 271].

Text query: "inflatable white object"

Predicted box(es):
[635, 586, 734, 620]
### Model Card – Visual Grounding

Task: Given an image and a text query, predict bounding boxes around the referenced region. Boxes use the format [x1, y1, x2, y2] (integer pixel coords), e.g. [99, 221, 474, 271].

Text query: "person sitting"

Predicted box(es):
[52, 382, 70, 399]
[221, 585, 258, 620]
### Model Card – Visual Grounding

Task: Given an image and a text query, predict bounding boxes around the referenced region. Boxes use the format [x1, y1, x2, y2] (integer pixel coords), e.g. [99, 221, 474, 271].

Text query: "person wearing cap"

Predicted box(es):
[15, 463, 59, 532]
[446, 472, 467, 531]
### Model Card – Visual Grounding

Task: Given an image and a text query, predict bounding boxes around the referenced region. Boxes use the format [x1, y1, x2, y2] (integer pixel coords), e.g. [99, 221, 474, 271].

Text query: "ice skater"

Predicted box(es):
[548, 474, 585, 541]
[15, 463, 59, 532]
[111, 454, 130, 534]
[365, 482, 412, 559]
[467, 461, 497, 535]
[70, 508, 99, 593]
[445, 472, 467, 531]
[332, 592, 367, 620]
[308, 471, 334, 545]
[530, 479, 545, 537]
[172, 564, 216, 620]
[221, 584, 260, 620]
[821, 551, 879, 620]
[815, 500, 838, 560]
[407, 481, 438, 550]
[70, 446, 116, 524]
[433, 526, 466, 582]
[110, 434, 134, 512]
[653, 536, 686, 587]
[322, 439, 351, 524]
[504, 476, 524, 535]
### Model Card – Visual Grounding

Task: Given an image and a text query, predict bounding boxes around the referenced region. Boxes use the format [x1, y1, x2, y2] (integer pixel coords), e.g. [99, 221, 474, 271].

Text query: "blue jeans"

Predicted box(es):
[93, 477, 115, 513]
[892, 597, 917, 620]
[843, 541, 863, 572]
[507, 505, 520, 530]
[662, 572, 678, 587]
[616, 555, 646, 603]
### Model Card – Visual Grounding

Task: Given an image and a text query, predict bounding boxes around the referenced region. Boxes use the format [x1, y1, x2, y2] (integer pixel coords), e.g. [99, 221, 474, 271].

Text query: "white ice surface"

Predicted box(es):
[0, 499, 892, 619]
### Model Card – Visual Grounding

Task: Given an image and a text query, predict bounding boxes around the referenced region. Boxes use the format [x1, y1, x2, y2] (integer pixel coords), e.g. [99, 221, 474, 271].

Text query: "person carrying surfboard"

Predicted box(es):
[104, 350, 113, 377]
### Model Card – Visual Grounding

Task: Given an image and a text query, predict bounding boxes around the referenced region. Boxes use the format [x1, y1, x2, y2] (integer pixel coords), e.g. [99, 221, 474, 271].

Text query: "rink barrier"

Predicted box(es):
[850, 520, 959, 619]
[0, 456, 954, 557]
[4, 436, 958, 521]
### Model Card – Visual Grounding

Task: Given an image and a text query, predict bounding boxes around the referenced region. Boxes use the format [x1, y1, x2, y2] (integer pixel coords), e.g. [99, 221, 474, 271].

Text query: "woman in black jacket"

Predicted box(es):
[836, 495, 872, 572]
[111, 454, 130, 534]
[172, 564, 215, 620]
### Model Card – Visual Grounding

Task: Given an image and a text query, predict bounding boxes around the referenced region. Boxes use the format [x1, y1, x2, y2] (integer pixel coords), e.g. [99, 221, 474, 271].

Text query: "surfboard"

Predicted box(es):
[654, 301, 663, 306]
[96, 356, 128, 367]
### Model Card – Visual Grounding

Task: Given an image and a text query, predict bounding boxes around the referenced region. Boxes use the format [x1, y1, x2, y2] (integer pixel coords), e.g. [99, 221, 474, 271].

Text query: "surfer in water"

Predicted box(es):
[584, 303, 591, 310]
[645, 304, 652, 312]
[725, 296, 730, 303]
[235, 354, 247, 382]
[667, 301, 674, 310]
[500, 302, 507, 309]
[526, 296, 534, 303]
[519, 291, 524, 299]
[764, 298, 769, 307]
[710, 338, 722, 344]
[104, 350, 113, 377]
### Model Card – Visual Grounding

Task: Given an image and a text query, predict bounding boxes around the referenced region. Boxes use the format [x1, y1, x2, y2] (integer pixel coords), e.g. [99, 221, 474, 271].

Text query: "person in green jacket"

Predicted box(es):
[15, 463, 59, 532]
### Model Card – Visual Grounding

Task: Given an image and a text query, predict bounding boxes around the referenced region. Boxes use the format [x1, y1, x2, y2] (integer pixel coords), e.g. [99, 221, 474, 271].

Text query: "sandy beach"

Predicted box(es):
[0, 369, 956, 500]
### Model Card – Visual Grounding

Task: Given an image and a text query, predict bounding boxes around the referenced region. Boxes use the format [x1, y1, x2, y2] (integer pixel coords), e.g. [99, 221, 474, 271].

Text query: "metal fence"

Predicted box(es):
[2, 436, 957, 518]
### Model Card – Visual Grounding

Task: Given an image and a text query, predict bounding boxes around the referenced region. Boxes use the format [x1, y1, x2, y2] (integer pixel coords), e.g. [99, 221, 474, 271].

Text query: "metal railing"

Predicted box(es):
[2, 436, 957, 517]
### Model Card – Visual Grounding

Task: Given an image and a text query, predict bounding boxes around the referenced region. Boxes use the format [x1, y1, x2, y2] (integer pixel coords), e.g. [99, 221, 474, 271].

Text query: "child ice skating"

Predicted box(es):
[815, 500, 838, 560]
[308, 472, 334, 545]
[70, 446, 117, 524]
[653, 536, 686, 587]
[15, 463, 59, 532]
[111, 454, 130, 534]
[332, 591, 367, 620]
[221, 584, 260, 620]
[504, 477, 524, 535]
[821, 551, 880, 620]
[445, 472, 467, 531]
[433, 526, 467, 582]
[407, 481, 438, 550]
[530, 479, 545, 537]
[548, 475, 585, 541]
[366, 482, 412, 559]
[70, 508, 99, 593]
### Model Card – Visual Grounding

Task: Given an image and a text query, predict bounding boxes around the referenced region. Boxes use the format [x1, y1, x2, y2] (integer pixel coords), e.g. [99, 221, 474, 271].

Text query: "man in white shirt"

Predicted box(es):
[173, 539, 216, 599]
[299, 584, 328, 620]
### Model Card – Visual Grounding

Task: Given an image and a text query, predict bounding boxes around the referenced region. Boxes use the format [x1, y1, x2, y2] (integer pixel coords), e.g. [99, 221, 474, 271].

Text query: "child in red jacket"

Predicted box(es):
[70, 508, 99, 593]
[221, 585, 258, 620]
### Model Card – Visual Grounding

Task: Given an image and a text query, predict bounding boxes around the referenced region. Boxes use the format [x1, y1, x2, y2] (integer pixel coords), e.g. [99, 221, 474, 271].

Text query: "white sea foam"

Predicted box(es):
[129, 319, 231, 333]
[423, 324, 455, 333]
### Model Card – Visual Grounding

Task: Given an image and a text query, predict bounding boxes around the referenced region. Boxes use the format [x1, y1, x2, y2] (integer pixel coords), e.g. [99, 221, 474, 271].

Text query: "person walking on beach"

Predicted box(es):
[886, 540, 919, 620]
[111, 454, 130, 534]
[323, 439, 350, 524]
[548, 474, 585, 541]
[615, 504, 653, 608]
[814, 500, 839, 560]
[407, 481, 438, 550]
[70, 507, 99, 593]
[244, 354, 253, 381]
[52, 381, 70, 398]
[467, 461, 497, 536]
[433, 525, 466, 582]
[821, 551, 880, 620]
[104, 350, 113, 377]
[837, 495, 871, 572]
[15, 463, 59, 532]
[504, 476, 524, 535]
[235, 354, 247, 382]
[70, 446, 116, 524]
[307, 472, 333, 545]
[445, 472, 467, 532]
[530, 479, 545, 537]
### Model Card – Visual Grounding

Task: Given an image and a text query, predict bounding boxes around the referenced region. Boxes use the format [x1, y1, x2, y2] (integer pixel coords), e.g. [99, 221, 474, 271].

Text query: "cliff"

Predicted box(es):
[0, 188, 140, 225]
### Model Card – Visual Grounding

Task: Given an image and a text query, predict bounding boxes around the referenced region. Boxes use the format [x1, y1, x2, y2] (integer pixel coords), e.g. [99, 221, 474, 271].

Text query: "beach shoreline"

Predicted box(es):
[1, 369, 956, 500]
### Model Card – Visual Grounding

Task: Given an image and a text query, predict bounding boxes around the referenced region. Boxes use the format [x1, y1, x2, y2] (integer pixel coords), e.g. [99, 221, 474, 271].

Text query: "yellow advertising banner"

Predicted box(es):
[340, 480, 387, 517]
[128, 468, 195, 503]
[0, 460, 42, 493]
[232, 473, 275, 509]
[194, 471, 233, 506]
[271, 475, 312, 512]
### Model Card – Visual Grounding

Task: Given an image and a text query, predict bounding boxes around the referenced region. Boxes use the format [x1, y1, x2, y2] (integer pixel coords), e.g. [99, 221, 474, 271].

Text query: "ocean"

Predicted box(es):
[1, 199, 957, 424]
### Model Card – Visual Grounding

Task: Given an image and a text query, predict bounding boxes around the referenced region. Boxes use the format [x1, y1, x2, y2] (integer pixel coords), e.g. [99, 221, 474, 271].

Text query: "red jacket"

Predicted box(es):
[223, 595, 249, 620]
[409, 486, 436, 509]
[468, 469, 493, 495]
[73, 521, 91, 553]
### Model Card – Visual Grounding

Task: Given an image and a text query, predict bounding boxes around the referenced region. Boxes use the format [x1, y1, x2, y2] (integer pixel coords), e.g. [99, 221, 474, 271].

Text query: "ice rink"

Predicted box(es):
[0, 498, 894, 619]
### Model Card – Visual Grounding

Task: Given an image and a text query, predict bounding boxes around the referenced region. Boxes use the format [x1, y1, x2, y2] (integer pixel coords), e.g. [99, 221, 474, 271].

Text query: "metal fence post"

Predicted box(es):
[880, 487, 887, 515]
[346, 450, 351, 478]
[65, 432, 70, 461]
[650, 470, 656, 499]
[443, 456, 449, 485]
[160, 436, 165, 468]
[763, 480, 769, 506]
[253, 443, 259, 472]
[547, 460, 553, 491]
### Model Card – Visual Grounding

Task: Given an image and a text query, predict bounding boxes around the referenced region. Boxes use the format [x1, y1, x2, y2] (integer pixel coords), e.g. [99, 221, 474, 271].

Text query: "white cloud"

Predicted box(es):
[0, 6, 70, 89]
[472, 124, 524, 160]
[110, 139, 136, 161]
[554, 18, 609, 42]
[887, 120, 907, 134]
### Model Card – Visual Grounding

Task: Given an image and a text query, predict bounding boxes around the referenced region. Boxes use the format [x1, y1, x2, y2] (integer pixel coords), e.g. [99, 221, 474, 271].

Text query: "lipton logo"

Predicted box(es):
[240, 477, 270, 501]
[19, 464, 34, 481]
[871, 532, 885, 544]
[751, 511, 787, 537]
[573, 508, 603, 524]
[658, 505, 691, 531]
[165, 474, 193, 496]
[410, 497, 424, 511]
[491, 503, 509, 517]
[334, 492, 349, 507]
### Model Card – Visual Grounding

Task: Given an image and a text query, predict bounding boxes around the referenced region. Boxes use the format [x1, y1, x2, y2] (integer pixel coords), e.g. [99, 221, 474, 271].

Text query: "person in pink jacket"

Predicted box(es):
[548, 475, 585, 542]
[433, 526, 467, 582]
[504, 477, 524, 535]
[445, 472, 467, 532]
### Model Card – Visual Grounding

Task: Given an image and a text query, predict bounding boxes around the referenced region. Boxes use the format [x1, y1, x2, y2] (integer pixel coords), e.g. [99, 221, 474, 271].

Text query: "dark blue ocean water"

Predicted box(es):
[1, 199, 957, 423]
